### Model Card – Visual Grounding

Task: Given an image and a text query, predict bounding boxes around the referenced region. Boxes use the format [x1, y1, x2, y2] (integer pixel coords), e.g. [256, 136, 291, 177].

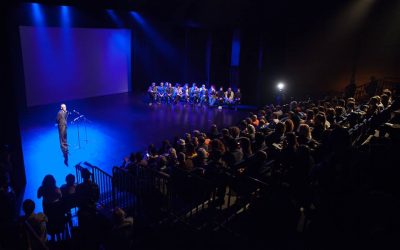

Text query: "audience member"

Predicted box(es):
[0, 171, 17, 249]
[107, 207, 134, 250]
[12, 83, 399, 250]
[75, 168, 99, 227]
[19, 199, 48, 250]
[37, 175, 64, 241]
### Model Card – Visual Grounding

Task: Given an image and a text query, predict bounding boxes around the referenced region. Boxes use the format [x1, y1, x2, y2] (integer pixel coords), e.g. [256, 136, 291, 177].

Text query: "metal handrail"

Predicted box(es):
[74, 162, 114, 209]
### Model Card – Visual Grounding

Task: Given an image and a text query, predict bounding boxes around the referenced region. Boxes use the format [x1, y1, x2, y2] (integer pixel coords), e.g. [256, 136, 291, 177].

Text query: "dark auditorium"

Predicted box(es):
[1, 0, 400, 249]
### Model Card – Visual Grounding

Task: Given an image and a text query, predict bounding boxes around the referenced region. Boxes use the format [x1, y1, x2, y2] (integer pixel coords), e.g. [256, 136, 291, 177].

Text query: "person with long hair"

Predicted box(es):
[37, 175, 63, 241]
[297, 124, 319, 150]
[37, 175, 62, 214]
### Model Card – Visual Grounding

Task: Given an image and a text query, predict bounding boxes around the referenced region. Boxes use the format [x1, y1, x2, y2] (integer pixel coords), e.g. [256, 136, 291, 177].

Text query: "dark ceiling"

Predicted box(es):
[12, 0, 352, 29]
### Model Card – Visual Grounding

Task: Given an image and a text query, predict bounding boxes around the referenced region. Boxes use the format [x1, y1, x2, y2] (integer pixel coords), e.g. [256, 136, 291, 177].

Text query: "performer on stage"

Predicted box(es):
[199, 84, 208, 105]
[225, 87, 235, 105]
[57, 103, 69, 166]
[217, 87, 225, 106]
[234, 88, 242, 105]
[174, 84, 183, 104]
[147, 82, 157, 104]
[166, 83, 174, 104]
[183, 84, 190, 103]
[209, 85, 217, 106]
[191, 86, 200, 104]
[157, 82, 165, 104]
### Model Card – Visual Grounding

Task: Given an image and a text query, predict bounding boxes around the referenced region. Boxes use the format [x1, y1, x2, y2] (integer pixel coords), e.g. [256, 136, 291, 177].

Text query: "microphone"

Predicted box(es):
[74, 115, 84, 122]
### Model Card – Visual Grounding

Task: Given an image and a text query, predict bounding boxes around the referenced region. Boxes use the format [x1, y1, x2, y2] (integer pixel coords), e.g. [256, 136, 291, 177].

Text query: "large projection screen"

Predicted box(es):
[19, 26, 131, 106]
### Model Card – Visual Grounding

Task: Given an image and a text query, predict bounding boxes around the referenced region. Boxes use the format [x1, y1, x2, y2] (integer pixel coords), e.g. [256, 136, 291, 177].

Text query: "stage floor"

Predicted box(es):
[19, 92, 253, 212]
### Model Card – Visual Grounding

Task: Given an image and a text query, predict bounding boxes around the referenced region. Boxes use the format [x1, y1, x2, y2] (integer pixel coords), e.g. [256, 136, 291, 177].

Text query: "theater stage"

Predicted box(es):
[19, 92, 252, 212]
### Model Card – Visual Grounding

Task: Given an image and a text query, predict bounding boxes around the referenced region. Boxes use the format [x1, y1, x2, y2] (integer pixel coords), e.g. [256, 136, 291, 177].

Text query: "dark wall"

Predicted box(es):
[131, 22, 186, 90]
[184, 28, 209, 83]
[235, 0, 400, 102]
[1, 1, 26, 205]
[209, 30, 231, 88]
[131, 18, 234, 92]
[131, 19, 216, 90]
[283, 0, 400, 96]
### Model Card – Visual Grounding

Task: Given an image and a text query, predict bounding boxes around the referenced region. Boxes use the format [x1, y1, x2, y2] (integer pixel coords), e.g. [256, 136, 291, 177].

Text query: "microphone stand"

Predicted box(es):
[72, 110, 89, 149]
[82, 115, 88, 145]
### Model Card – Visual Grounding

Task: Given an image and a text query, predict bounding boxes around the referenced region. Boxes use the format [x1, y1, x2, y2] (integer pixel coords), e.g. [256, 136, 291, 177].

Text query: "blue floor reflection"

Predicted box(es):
[19, 93, 252, 212]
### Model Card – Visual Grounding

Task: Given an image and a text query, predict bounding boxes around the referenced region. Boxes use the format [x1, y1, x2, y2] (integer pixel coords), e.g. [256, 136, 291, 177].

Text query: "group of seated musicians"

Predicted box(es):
[147, 82, 241, 106]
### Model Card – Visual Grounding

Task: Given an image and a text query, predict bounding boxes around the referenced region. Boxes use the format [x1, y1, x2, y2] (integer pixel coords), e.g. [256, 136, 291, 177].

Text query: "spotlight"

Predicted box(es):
[277, 82, 285, 91]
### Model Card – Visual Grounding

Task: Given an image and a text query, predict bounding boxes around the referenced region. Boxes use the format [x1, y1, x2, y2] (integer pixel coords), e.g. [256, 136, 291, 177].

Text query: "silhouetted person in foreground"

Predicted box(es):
[61, 174, 77, 233]
[366, 76, 378, 98]
[0, 172, 17, 249]
[345, 81, 356, 98]
[107, 207, 134, 250]
[19, 199, 48, 250]
[37, 175, 65, 241]
[75, 168, 100, 249]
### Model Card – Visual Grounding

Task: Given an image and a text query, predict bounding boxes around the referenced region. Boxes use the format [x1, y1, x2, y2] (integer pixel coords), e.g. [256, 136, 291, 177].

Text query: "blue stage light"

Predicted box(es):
[130, 11, 176, 59]
[107, 9, 123, 27]
[31, 3, 45, 26]
[60, 6, 71, 27]
[231, 30, 241, 67]
[130, 11, 144, 25]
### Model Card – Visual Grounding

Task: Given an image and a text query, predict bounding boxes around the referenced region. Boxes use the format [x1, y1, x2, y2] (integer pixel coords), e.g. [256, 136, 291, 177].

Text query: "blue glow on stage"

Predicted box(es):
[129, 11, 144, 25]
[109, 31, 131, 56]
[31, 3, 45, 26]
[231, 30, 241, 67]
[20, 117, 111, 213]
[19, 93, 251, 214]
[60, 6, 71, 27]
[59, 6, 74, 64]
[107, 9, 123, 27]
[19, 26, 131, 106]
